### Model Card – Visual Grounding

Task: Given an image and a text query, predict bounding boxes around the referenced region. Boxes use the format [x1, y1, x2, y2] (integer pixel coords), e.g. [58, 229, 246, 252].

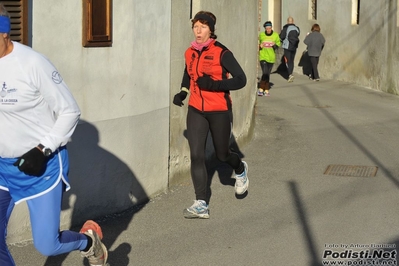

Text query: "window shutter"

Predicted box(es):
[83, 0, 113, 47]
[3, 0, 28, 44]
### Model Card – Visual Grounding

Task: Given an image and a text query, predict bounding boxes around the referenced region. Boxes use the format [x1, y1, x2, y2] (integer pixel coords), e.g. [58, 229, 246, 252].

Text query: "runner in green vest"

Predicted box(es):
[258, 21, 280, 96]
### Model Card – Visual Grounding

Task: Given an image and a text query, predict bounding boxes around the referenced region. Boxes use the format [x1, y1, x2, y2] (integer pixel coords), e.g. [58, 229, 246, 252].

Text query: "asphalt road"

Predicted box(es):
[9, 73, 399, 266]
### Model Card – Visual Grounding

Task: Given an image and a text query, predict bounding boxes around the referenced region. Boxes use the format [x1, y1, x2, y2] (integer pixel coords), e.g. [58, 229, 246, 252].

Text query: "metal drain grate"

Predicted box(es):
[297, 104, 331, 108]
[324, 165, 378, 177]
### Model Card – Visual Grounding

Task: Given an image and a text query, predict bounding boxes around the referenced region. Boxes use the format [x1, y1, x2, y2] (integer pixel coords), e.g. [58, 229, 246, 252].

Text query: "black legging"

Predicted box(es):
[310, 56, 320, 79]
[260, 60, 274, 82]
[284, 49, 297, 76]
[186, 107, 243, 203]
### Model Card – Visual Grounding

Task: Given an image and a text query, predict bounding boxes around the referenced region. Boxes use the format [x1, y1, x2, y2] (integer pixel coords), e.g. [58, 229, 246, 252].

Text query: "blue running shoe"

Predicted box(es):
[183, 200, 209, 219]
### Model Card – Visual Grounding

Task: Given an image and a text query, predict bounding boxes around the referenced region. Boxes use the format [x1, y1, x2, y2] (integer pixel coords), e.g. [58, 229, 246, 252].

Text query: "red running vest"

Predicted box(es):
[185, 40, 232, 112]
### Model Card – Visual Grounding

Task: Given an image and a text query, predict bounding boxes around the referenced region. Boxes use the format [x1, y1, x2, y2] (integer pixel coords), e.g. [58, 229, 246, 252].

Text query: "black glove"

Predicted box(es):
[196, 75, 220, 91]
[173, 90, 188, 107]
[272, 44, 278, 50]
[13, 147, 47, 176]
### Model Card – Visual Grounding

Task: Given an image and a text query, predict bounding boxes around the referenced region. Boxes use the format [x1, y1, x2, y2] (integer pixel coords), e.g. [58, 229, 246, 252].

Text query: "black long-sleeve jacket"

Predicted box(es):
[279, 23, 300, 51]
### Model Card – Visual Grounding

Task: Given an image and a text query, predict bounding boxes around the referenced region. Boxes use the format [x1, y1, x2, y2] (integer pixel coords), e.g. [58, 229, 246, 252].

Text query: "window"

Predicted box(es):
[3, 0, 28, 44]
[82, 0, 112, 47]
[310, 0, 317, 20]
[351, 0, 360, 25]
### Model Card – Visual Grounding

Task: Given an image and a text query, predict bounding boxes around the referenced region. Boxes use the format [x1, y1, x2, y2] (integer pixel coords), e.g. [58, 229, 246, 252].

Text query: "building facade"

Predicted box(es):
[260, 0, 399, 94]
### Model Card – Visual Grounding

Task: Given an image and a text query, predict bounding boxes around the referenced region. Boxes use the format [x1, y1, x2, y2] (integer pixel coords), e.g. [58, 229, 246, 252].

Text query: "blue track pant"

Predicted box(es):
[0, 181, 88, 266]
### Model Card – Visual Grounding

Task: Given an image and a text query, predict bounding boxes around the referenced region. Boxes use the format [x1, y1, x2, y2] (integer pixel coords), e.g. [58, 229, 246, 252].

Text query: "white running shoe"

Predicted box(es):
[80, 220, 108, 266]
[183, 200, 209, 219]
[235, 161, 249, 195]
